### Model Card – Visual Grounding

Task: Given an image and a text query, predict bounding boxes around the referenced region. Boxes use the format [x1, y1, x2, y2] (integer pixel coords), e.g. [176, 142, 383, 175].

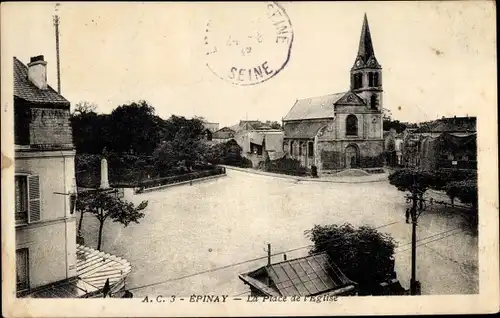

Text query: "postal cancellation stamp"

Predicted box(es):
[205, 2, 293, 86]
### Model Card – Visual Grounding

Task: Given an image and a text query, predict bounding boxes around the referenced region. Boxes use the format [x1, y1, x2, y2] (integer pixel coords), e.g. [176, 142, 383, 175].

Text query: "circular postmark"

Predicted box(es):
[205, 2, 293, 86]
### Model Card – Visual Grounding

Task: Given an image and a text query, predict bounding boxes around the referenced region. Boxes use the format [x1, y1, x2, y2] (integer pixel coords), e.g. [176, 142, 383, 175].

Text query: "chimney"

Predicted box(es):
[27, 55, 48, 90]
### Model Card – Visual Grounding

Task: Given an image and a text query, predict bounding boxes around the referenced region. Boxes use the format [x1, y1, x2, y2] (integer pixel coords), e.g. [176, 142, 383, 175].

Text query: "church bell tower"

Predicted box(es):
[350, 14, 383, 111]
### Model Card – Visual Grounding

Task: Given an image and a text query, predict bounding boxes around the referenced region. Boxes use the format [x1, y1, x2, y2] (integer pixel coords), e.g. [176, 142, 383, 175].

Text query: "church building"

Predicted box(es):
[282, 14, 384, 172]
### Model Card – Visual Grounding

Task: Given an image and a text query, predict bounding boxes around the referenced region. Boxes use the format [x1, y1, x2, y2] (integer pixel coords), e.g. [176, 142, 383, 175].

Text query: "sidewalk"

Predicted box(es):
[221, 165, 389, 184]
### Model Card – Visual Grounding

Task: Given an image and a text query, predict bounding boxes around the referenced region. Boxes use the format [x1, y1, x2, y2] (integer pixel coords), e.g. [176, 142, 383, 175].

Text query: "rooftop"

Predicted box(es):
[24, 245, 131, 298]
[13, 57, 69, 105]
[239, 252, 356, 297]
[283, 92, 345, 121]
[415, 116, 476, 133]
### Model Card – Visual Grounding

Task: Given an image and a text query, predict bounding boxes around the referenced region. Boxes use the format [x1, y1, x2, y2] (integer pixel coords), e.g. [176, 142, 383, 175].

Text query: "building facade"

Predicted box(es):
[14, 56, 78, 294]
[14, 56, 132, 298]
[282, 15, 384, 172]
[412, 116, 477, 170]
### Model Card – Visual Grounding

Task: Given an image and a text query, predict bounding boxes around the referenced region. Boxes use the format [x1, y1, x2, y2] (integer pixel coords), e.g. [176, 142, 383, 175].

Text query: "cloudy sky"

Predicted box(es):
[2, 1, 496, 127]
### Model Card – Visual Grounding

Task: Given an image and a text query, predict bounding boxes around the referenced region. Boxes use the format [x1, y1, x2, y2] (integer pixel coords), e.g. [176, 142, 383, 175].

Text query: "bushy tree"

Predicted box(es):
[107, 101, 165, 155]
[305, 223, 397, 295]
[71, 100, 165, 155]
[206, 140, 251, 167]
[73, 101, 98, 115]
[76, 190, 148, 250]
[389, 168, 437, 210]
[71, 107, 109, 154]
[444, 179, 478, 225]
[152, 116, 208, 175]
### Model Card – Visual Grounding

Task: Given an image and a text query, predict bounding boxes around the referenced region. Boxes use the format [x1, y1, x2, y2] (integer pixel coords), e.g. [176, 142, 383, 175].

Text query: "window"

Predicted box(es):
[346, 115, 358, 136]
[298, 142, 302, 156]
[15, 175, 41, 226]
[352, 73, 363, 89]
[368, 72, 374, 87]
[205, 130, 212, 141]
[370, 95, 378, 110]
[374, 72, 380, 87]
[289, 141, 294, 156]
[308, 142, 314, 157]
[16, 248, 29, 291]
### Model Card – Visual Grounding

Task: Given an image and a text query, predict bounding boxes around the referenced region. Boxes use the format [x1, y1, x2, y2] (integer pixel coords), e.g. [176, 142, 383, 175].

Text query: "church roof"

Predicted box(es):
[284, 121, 326, 139]
[283, 92, 344, 121]
[352, 14, 381, 70]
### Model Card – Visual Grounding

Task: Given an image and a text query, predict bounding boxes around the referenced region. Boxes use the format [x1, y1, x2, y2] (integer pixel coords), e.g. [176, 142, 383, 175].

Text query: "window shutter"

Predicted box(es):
[27, 175, 41, 223]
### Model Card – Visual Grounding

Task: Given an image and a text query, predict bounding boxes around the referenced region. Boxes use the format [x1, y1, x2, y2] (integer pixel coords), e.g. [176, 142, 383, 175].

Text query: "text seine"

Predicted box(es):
[228, 61, 274, 82]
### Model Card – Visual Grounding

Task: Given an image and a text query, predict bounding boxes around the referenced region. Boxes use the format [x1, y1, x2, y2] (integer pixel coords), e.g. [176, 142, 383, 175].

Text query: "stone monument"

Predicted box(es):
[100, 158, 110, 189]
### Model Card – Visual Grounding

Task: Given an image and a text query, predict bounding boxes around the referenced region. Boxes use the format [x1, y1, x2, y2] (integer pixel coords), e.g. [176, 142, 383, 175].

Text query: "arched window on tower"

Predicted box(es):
[353, 73, 362, 89]
[346, 115, 358, 136]
[370, 95, 378, 110]
[368, 72, 374, 87]
[374, 72, 380, 87]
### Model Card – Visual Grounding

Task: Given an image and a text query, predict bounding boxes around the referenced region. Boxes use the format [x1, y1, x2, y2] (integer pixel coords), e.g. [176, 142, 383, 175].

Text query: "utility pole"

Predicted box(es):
[53, 3, 61, 94]
[410, 190, 418, 295]
[407, 176, 423, 295]
[267, 243, 271, 287]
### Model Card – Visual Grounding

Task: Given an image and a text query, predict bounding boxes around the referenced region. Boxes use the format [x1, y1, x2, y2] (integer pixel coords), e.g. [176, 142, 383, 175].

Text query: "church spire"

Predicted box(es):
[352, 14, 380, 70]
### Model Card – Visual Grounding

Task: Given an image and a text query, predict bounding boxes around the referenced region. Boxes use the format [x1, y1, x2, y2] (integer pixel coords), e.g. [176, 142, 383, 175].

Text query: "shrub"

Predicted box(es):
[359, 154, 385, 168]
[305, 223, 397, 295]
[238, 157, 253, 168]
[261, 157, 307, 176]
[430, 169, 477, 190]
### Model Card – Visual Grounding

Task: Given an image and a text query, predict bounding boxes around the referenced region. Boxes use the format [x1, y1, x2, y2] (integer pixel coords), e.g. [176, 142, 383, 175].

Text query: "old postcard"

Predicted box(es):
[1, 1, 498, 317]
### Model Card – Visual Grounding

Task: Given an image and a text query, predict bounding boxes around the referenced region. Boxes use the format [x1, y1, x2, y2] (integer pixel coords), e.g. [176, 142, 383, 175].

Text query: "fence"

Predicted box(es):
[131, 166, 226, 192]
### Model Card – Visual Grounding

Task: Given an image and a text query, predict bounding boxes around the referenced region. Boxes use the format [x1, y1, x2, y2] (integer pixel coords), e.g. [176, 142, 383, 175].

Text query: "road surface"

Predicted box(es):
[80, 169, 478, 297]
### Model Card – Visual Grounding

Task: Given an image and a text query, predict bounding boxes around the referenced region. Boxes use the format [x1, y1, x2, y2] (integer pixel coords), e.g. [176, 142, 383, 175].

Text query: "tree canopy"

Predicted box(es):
[305, 223, 397, 295]
[152, 116, 208, 175]
[76, 190, 148, 250]
[71, 100, 166, 155]
[388, 168, 437, 194]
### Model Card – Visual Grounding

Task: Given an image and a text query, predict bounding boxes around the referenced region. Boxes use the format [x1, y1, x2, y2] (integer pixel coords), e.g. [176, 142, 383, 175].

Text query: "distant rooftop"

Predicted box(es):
[415, 116, 476, 134]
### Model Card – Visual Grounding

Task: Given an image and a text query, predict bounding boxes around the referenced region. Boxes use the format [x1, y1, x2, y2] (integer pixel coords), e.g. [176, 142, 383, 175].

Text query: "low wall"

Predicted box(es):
[135, 173, 227, 194]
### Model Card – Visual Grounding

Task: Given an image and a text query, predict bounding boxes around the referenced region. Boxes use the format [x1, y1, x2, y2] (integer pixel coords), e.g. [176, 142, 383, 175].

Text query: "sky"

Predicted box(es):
[2, 1, 496, 128]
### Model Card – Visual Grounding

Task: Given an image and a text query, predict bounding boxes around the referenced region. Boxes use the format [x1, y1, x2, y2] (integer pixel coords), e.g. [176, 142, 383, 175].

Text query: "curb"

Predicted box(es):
[221, 165, 388, 184]
[135, 173, 227, 194]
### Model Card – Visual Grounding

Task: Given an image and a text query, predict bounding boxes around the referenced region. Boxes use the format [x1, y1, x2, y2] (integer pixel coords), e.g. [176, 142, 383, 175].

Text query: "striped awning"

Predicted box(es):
[24, 245, 131, 298]
[76, 245, 132, 292]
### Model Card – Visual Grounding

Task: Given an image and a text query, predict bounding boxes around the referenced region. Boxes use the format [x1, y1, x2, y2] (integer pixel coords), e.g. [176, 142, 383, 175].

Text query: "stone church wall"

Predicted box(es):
[317, 140, 384, 170]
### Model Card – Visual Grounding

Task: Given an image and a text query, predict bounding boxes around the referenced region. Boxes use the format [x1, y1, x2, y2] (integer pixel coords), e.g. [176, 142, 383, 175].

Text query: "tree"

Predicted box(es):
[76, 190, 148, 250]
[389, 168, 437, 210]
[206, 139, 252, 167]
[444, 179, 478, 225]
[382, 108, 409, 133]
[71, 104, 109, 154]
[107, 101, 165, 155]
[152, 115, 210, 175]
[305, 223, 397, 295]
[73, 101, 98, 115]
[265, 120, 282, 130]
